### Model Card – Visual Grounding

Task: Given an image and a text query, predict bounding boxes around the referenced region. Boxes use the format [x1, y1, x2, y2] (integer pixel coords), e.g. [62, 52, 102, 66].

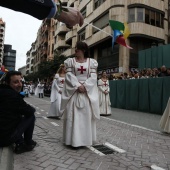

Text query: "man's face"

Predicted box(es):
[9, 75, 22, 92]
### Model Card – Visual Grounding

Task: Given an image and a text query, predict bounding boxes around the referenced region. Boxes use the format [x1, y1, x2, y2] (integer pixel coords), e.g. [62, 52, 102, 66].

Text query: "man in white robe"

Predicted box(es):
[60, 57, 100, 147]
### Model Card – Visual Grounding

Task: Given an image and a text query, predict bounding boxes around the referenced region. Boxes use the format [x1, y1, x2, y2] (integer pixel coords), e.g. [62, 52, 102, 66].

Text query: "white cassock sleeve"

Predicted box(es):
[83, 59, 100, 119]
[53, 74, 60, 92]
[98, 79, 105, 93]
[50, 74, 60, 102]
[60, 58, 81, 113]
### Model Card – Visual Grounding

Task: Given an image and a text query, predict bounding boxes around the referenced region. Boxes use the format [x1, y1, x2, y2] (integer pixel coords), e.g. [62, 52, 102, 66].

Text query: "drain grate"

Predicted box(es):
[92, 144, 116, 155]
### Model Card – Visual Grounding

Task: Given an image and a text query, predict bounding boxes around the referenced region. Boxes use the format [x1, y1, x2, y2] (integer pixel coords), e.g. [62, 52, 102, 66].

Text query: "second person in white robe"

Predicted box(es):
[98, 71, 111, 116]
[48, 64, 65, 119]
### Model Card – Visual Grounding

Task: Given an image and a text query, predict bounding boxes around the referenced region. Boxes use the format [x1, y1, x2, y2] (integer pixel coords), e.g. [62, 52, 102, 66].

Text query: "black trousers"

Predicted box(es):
[10, 114, 36, 145]
[39, 93, 43, 98]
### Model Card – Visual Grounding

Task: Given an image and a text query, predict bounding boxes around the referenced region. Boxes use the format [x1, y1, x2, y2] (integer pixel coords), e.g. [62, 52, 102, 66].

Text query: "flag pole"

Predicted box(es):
[84, 21, 112, 37]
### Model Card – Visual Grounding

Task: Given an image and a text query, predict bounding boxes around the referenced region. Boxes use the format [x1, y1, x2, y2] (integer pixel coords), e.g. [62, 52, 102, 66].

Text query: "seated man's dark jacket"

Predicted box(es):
[0, 84, 36, 144]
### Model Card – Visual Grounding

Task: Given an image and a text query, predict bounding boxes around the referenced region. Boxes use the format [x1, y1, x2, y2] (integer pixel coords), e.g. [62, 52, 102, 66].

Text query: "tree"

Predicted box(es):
[25, 51, 67, 82]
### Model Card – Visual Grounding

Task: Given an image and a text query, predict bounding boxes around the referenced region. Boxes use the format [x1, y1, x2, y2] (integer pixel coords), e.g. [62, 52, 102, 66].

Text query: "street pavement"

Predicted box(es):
[12, 95, 170, 170]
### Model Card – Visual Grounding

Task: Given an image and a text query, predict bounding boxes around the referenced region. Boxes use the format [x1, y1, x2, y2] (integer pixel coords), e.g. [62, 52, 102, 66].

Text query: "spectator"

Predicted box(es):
[0, 71, 36, 154]
[158, 65, 168, 77]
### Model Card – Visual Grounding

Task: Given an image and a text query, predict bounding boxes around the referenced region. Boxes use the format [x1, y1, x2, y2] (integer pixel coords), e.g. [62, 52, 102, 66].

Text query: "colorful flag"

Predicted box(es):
[109, 20, 132, 49]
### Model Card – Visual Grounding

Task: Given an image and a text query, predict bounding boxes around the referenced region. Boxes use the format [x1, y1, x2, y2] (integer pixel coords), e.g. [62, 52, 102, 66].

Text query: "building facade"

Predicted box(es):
[0, 18, 5, 67]
[26, 42, 36, 75]
[3, 44, 16, 71]
[54, 0, 168, 74]
[18, 65, 26, 76]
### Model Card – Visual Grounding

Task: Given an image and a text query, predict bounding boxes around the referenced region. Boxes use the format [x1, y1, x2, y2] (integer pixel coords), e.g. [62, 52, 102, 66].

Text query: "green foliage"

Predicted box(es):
[25, 51, 67, 82]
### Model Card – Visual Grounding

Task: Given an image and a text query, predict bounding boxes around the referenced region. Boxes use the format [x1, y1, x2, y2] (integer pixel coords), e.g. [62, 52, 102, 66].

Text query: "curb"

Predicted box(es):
[0, 146, 13, 170]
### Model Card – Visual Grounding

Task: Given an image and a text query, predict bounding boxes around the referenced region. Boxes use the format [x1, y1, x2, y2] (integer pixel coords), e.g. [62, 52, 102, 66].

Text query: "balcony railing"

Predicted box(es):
[55, 25, 69, 36]
[65, 30, 73, 43]
[54, 39, 70, 50]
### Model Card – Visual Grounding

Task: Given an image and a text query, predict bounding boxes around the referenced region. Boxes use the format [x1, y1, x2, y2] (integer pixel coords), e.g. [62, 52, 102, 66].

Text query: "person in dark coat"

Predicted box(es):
[0, 71, 36, 154]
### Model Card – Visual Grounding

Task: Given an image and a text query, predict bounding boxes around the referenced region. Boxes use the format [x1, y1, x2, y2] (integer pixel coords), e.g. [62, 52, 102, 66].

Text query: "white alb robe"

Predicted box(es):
[48, 74, 65, 117]
[61, 57, 100, 147]
[98, 79, 111, 115]
[160, 97, 170, 133]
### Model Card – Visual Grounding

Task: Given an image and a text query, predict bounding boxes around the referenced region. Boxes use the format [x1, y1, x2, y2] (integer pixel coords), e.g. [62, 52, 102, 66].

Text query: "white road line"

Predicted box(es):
[51, 122, 59, 126]
[41, 109, 44, 112]
[104, 142, 126, 153]
[36, 112, 41, 115]
[42, 116, 48, 119]
[46, 112, 48, 114]
[101, 116, 160, 133]
[36, 107, 39, 109]
[28, 96, 51, 104]
[87, 146, 105, 156]
[151, 164, 165, 170]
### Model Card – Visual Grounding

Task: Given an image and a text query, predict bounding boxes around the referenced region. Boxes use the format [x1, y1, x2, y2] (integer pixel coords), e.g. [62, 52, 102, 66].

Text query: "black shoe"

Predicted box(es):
[14, 143, 26, 154]
[24, 140, 37, 150]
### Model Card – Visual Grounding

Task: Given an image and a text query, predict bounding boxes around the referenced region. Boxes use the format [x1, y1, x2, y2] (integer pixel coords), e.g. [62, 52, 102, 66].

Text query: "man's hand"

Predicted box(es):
[56, 7, 84, 27]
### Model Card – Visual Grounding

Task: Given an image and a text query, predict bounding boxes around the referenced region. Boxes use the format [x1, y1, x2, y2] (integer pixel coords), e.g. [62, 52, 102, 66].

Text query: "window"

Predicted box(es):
[81, 7, 86, 18]
[94, 0, 106, 10]
[129, 8, 135, 22]
[150, 11, 155, 26]
[137, 8, 144, 22]
[145, 9, 150, 24]
[93, 13, 109, 34]
[128, 7, 164, 28]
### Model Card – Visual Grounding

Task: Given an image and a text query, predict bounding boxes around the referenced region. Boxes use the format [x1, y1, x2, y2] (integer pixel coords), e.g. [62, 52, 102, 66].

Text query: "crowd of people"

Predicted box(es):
[107, 65, 170, 80]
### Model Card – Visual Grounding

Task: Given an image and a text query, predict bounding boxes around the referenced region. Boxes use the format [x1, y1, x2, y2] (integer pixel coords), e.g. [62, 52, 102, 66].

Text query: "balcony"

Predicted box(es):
[60, 0, 67, 6]
[41, 26, 48, 34]
[61, 48, 75, 57]
[0, 26, 5, 31]
[65, 30, 73, 43]
[40, 48, 47, 55]
[68, 0, 76, 6]
[128, 22, 165, 41]
[55, 25, 69, 36]
[54, 40, 70, 50]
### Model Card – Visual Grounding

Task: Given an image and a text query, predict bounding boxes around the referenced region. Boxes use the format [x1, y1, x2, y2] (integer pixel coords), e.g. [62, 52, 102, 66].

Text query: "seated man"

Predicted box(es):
[0, 71, 36, 154]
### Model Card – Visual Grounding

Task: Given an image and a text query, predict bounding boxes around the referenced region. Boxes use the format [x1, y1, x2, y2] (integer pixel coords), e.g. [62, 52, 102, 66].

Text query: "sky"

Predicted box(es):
[0, 6, 42, 70]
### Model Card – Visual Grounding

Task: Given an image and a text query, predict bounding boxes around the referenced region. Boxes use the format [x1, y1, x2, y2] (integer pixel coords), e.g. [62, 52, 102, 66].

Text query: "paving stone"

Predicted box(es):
[12, 97, 170, 170]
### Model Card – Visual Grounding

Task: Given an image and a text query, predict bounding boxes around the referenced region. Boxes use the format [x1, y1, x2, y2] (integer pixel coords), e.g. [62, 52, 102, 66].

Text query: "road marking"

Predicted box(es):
[104, 142, 126, 153]
[46, 112, 48, 114]
[41, 109, 44, 112]
[51, 122, 59, 126]
[36, 112, 41, 114]
[87, 146, 105, 156]
[42, 116, 48, 119]
[151, 164, 165, 170]
[36, 107, 39, 109]
[101, 117, 160, 133]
